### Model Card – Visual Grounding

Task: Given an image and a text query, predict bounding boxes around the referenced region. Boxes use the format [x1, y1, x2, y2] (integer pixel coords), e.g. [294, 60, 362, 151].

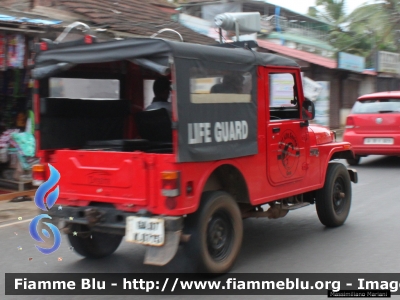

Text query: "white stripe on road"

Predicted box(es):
[0, 218, 33, 228]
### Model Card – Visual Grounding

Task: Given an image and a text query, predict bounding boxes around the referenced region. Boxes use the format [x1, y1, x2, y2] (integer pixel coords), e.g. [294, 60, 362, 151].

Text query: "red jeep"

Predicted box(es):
[32, 36, 358, 273]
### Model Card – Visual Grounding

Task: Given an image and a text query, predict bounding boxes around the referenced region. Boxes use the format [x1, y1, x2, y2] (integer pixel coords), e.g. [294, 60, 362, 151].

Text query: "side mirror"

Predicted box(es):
[302, 99, 315, 120]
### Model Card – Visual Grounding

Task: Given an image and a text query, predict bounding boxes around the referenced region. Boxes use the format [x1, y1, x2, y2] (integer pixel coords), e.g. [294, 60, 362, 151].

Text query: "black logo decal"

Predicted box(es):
[277, 130, 300, 177]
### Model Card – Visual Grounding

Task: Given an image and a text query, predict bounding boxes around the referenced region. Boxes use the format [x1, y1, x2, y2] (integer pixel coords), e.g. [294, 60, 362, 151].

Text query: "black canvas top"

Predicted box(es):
[35, 38, 300, 162]
[33, 38, 299, 79]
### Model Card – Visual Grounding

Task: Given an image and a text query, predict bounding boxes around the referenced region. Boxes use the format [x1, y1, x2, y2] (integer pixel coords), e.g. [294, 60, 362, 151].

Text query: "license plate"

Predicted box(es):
[364, 138, 394, 145]
[125, 217, 164, 246]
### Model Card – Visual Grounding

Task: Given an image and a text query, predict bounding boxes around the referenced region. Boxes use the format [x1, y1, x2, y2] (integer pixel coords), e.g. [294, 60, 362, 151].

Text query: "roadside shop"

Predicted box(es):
[0, 15, 61, 193]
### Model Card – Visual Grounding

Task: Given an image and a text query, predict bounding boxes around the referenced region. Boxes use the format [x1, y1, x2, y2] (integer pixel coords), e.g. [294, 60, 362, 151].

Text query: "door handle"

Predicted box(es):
[272, 127, 280, 133]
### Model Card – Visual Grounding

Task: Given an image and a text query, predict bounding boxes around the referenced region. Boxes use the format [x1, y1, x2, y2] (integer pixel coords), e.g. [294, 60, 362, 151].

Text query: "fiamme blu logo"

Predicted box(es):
[29, 164, 61, 254]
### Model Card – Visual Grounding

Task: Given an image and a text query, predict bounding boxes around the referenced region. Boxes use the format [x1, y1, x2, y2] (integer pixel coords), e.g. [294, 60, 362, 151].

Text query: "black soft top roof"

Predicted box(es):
[33, 38, 299, 79]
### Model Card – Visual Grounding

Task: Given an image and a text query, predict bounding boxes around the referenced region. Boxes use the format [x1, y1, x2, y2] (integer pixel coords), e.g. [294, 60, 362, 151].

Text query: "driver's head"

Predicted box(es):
[223, 74, 243, 85]
[222, 74, 244, 93]
[153, 77, 171, 102]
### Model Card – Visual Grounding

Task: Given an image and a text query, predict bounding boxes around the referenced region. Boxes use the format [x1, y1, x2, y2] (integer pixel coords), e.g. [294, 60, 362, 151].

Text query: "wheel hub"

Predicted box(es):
[207, 211, 232, 261]
[209, 220, 226, 250]
[333, 179, 346, 213]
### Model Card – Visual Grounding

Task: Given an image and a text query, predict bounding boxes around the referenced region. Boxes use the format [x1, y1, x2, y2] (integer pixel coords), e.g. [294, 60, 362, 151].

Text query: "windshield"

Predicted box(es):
[352, 98, 400, 114]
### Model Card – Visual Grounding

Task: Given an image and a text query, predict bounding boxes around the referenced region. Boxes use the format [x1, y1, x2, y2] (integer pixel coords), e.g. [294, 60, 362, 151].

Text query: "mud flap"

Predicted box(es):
[144, 230, 182, 266]
[347, 168, 358, 183]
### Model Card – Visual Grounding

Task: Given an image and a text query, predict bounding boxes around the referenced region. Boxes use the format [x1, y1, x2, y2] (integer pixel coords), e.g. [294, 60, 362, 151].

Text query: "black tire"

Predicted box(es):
[346, 155, 360, 166]
[67, 224, 123, 259]
[316, 163, 352, 227]
[184, 191, 243, 273]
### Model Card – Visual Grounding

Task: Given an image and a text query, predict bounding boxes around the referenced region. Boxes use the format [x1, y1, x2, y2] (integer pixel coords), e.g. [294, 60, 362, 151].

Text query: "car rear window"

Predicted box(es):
[352, 98, 400, 114]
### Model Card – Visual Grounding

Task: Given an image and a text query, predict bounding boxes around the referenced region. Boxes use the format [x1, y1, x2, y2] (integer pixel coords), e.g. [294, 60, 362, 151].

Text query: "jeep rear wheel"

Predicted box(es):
[184, 191, 243, 273]
[67, 224, 123, 258]
[316, 163, 352, 227]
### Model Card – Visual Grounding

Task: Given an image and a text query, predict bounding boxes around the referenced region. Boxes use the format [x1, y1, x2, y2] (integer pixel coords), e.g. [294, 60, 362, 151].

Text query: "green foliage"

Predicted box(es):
[308, 0, 400, 67]
[309, 0, 346, 25]
[318, 0, 346, 23]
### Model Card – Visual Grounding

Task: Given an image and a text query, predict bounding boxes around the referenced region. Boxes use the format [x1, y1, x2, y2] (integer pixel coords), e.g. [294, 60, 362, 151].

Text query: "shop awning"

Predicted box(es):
[0, 14, 62, 25]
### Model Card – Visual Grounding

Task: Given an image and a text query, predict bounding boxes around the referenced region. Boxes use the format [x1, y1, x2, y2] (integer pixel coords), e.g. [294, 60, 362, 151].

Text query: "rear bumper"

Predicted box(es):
[48, 205, 183, 236]
[343, 131, 400, 156]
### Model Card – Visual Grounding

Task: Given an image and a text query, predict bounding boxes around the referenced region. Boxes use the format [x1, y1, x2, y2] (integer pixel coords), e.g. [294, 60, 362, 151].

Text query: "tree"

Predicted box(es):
[344, 1, 400, 67]
[308, 0, 400, 68]
[308, 0, 351, 53]
[308, 0, 346, 25]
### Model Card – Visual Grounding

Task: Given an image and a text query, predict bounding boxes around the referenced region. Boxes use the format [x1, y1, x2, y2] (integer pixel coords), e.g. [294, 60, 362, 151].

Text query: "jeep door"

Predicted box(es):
[265, 69, 310, 186]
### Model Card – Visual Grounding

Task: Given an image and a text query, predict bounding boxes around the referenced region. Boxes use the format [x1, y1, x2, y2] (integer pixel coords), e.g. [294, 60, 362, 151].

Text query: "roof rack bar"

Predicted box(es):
[55, 22, 91, 43]
[151, 28, 183, 42]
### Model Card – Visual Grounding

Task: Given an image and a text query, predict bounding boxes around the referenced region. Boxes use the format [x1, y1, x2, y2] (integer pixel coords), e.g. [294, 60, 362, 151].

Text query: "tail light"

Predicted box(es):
[345, 116, 355, 129]
[161, 171, 180, 197]
[161, 171, 180, 210]
[32, 164, 46, 186]
[165, 197, 177, 210]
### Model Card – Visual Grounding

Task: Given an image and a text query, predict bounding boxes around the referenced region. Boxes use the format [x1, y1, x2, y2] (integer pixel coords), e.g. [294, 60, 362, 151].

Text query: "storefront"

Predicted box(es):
[375, 51, 400, 92]
[0, 33, 32, 130]
[0, 33, 33, 187]
[0, 16, 61, 191]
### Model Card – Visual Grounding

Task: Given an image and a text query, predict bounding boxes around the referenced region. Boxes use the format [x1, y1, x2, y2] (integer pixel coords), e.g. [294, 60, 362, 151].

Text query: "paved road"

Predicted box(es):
[1, 155, 400, 300]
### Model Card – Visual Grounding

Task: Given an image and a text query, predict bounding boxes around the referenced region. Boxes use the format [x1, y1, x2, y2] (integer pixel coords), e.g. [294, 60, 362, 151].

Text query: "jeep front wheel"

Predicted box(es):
[184, 191, 243, 273]
[316, 163, 352, 227]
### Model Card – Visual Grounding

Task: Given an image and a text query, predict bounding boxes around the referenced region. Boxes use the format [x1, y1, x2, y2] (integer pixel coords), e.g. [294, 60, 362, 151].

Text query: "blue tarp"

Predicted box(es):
[0, 14, 62, 25]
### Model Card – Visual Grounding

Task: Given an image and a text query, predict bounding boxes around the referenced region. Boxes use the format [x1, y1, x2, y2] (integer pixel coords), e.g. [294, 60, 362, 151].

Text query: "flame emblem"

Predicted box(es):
[29, 164, 62, 254]
[34, 164, 60, 211]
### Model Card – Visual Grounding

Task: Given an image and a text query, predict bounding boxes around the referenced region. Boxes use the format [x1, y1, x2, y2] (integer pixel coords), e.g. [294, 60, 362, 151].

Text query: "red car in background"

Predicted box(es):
[343, 91, 400, 165]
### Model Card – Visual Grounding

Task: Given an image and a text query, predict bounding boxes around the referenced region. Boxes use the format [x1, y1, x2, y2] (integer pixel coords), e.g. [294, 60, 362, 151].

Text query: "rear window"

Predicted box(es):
[352, 98, 400, 114]
[189, 68, 252, 104]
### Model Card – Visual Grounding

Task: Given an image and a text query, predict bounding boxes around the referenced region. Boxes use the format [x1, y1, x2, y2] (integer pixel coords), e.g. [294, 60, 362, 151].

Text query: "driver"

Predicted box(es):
[145, 77, 172, 118]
